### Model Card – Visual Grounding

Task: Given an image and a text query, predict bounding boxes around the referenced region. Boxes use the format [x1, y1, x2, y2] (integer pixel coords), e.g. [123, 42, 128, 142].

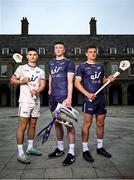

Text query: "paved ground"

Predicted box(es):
[0, 106, 134, 179]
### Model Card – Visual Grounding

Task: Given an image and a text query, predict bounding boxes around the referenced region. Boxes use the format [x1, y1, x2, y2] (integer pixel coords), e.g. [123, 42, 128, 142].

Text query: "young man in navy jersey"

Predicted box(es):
[75, 46, 115, 162]
[48, 42, 76, 166]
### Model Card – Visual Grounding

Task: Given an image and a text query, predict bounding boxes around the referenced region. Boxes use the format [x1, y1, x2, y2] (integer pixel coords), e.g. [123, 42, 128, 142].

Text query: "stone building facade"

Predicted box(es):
[0, 17, 134, 106]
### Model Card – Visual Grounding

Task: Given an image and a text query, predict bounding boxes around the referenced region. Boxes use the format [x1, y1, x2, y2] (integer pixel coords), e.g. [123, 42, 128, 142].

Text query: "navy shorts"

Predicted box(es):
[49, 95, 67, 112]
[82, 95, 107, 115]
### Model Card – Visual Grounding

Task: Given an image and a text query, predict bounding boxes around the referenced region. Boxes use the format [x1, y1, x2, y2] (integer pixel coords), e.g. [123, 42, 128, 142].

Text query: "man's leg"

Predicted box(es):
[96, 114, 105, 140]
[27, 117, 37, 149]
[55, 121, 64, 150]
[82, 113, 94, 162]
[16, 117, 29, 155]
[62, 124, 75, 166]
[48, 121, 65, 158]
[26, 117, 42, 156]
[96, 114, 112, 158]
[16, 117, 31, 164]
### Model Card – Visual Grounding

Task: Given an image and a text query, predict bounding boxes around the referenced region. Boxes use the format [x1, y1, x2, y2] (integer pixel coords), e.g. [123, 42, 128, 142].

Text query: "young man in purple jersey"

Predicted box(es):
[48, 42, 76, 166]
[75, 46, 115, 162]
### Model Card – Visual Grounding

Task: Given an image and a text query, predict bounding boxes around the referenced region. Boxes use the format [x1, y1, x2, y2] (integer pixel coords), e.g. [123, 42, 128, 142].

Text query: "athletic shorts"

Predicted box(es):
[49, 95, 67, 112]
[18, 102, 40, 118]
[83, 96, 107, 115]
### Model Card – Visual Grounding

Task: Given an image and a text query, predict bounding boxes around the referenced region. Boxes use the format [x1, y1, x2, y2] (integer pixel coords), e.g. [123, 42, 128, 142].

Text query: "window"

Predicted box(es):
[96, 48, 99, 54]
[129, 63, 134, 76]
[1, 65, 8, 77]
[127, 48, 134, 54]
[111, 64, 118, 74]
[21, 48, 28, 54]
[39, 65, 45, 70]
[110, 48, 117, 54]
[39, 48, 45, 55]
[2, 48, 9, 55]
[74, 47, 81, 55]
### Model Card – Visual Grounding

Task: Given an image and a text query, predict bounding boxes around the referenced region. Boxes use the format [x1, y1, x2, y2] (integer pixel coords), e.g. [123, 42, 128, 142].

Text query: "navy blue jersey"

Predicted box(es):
[76, 62, 105, 101]
[49, 58, 75, 96]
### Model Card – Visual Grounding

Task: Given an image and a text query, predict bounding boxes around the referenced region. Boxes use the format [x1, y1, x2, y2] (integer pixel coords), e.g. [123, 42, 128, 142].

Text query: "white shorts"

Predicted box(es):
[18, 102, 40, 118]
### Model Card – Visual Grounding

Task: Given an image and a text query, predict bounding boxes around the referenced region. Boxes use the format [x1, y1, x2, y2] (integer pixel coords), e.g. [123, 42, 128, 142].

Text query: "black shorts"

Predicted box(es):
[82, 96, 107, 115]
[49, 95, 67, 112]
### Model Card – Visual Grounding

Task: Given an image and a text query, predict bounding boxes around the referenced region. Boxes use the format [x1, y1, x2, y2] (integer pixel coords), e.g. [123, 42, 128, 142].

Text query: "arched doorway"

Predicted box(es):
[127, 84, 134, 105]
[0, 84, 11, 106]
[16, 86, 20, 106]
[72, 87, 78, 106]
[109, 84, 122, 105]
[72, 87, 83, 106]
[40, 86, 49, 106]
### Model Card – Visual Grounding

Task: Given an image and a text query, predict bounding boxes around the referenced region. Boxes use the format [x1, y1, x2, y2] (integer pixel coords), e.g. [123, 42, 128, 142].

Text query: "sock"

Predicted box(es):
[27, 139, 34, 151]
[68, 144, 75, 156]
[82, 142, 89, 152]
[17, 144, 24, 157]
[97, 139, 103, 149]
[57, 140, 64, 151]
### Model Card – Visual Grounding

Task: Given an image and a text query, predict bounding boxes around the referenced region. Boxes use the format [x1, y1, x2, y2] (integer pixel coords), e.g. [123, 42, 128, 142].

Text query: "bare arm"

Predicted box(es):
[10, 74, 29, 85]
[103, 75, 116, 84]
[36, 79, 46, 93]
[31, 79, 46, 96]
[48, 74, 52, 95]
[75, 77, 96, 101]
[63, 73, 74, 107]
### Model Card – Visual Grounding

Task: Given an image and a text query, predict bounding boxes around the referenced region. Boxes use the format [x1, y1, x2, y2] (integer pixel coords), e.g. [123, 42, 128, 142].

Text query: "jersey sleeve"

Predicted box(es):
[40, 69, 46, 80]
[75, 64, 83, 78]
[67, 60, 75, 74]
[14, 65, 23, 79]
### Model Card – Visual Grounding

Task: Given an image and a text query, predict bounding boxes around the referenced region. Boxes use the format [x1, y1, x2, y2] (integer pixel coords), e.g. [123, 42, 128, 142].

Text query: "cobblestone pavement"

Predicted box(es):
[0, 106, 134, 179]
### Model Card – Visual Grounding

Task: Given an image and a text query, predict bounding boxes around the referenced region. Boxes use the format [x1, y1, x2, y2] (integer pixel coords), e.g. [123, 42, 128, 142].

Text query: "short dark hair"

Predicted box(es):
[86, 45, 96, 52]
[54, 41, 65, 46]
[28, 48, 38, 53]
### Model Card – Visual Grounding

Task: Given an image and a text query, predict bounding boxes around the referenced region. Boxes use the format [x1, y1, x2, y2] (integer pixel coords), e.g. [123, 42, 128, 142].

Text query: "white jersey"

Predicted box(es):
[14, 64, 45, 104]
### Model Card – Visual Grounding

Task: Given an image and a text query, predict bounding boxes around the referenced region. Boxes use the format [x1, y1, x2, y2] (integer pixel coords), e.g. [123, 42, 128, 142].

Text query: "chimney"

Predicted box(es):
[21, 17, 29, 36]
[89, 17, 97, 36]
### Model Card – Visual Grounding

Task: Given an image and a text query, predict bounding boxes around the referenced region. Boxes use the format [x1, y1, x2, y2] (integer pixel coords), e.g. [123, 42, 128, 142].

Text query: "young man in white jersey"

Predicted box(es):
[48, 42, 76, 166]
[10, 48, 46, 164]
[75, 46, 115, 162]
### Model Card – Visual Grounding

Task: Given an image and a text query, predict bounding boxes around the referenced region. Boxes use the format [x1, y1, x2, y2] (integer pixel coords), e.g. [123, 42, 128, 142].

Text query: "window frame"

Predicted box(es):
[38, 48, 46, 55]
[74, 47, 82, 55]
[0, 64, 8, 77]
[127, 48, 134, 55]
[129, 62, 134, 76]
[2, 48, 9, 55]
[110, 48, 117, 55]
[21, 48, 28, 55]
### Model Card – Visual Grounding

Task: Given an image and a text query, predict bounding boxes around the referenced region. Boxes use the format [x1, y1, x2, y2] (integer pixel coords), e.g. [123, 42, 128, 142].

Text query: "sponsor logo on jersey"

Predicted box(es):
[90, 71, 101, 80]
[51, 66, 62, 75]
[29, 75, 38, 82]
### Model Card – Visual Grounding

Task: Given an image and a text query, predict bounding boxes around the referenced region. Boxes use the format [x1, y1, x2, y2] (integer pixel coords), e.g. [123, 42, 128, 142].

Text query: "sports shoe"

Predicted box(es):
[48, 148, 64, 158]
[26, 148, 42, 156]
[62, 153, 75, 166]
[17, 154, 31, 164]
[97, 147, 112, 158]
[83, 151, 94, 162]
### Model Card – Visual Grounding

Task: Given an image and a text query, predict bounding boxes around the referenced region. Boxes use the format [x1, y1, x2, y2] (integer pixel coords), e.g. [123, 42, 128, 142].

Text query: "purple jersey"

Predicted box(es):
[76, 62, 105, 101]
[49, 58, 75, 96]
